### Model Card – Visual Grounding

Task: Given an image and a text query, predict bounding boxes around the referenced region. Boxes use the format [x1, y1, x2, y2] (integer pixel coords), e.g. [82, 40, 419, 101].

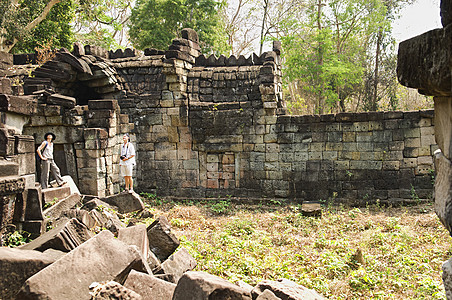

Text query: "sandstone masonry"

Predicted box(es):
[0, 28, 437, 207]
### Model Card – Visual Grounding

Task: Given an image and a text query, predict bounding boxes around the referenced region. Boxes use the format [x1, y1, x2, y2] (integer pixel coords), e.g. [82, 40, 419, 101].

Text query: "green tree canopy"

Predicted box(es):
[129, 0, 230, 54]
[11, 0, 76, 53]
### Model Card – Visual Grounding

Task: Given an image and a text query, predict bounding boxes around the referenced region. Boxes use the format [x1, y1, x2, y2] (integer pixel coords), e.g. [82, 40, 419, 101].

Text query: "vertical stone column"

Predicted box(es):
[397, 2, 452, 298]
[259, 42, 286, 197]
[155, 28, 200, 194]
[433, 97, 452, 233]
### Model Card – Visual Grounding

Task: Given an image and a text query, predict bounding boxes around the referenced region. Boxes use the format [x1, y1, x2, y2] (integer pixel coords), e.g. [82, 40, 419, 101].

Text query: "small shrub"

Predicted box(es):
[4, 231, 31, 247]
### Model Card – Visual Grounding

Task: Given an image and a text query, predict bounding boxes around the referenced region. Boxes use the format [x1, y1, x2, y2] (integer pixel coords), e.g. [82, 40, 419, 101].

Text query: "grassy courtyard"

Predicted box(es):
[138, 195, 451, 299]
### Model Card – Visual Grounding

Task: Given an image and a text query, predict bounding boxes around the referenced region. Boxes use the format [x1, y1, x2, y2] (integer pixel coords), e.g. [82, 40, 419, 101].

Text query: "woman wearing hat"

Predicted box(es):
[119, 133, 136, 193]
[36, 132, 66, 189]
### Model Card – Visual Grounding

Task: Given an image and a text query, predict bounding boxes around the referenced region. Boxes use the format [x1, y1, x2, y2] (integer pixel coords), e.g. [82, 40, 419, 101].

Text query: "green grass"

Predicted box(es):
[139, 198, 450, 299]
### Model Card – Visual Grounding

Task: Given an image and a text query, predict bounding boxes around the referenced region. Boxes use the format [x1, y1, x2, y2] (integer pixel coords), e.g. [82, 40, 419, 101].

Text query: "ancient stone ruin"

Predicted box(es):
[0, 28, 437, 203]
[397, 0, 452, 298]
[0, 12, 443, 300]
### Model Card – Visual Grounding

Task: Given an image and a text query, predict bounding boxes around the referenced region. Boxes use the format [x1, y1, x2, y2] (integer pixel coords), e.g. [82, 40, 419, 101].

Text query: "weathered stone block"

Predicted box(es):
[20, 218, 94, 252]
[25, 187, 43, 220]
[0, 94, 37, 115]
[124, 270, 176, 299]
[147, 216, 180, 261]
[0, 248, 57, 300]
[17, 230, 151, 300]
[88, 99, 119, 111]
[118, 224, 151, 266]
[101, 192, 145, 214]
[14, 135, 35, 154]
[251, 279, 325, 300]
[397, 26, 452, 96]
[157, 247, 197, 283]
[43, 194, 82, 221]
[172, 271, 252, 300]
[47, 94, 76, 108]
[42, 186, 71, 206]
[89, 281, 143, 299]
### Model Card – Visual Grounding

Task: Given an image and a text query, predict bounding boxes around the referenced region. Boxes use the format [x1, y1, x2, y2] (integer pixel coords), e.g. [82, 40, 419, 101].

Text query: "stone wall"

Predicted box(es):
[189, 107, 435, 204]
[0, 28, 437, 205]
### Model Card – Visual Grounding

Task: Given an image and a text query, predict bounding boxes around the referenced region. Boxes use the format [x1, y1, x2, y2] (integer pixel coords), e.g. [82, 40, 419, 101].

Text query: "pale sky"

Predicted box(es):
[392, 0, 441, 43]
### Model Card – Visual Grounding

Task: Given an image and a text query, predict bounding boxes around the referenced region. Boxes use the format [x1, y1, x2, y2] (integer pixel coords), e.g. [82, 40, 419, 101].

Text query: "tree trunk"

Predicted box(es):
[259, 0, 269, 56]
[372, 28, 382, 111]
[316, 0, 324, 114]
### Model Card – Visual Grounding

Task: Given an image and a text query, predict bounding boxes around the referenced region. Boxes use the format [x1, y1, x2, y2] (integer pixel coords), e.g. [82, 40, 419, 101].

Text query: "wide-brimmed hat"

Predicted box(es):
[44, 132, 56, 141]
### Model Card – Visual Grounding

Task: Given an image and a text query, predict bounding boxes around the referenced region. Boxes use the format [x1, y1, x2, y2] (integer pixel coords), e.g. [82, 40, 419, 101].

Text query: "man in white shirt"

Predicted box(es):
[119, 133, 136, 193]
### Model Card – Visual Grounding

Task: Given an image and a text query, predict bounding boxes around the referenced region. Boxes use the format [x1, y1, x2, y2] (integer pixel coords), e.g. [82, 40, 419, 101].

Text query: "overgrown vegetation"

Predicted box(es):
[137, 194, 451, 299]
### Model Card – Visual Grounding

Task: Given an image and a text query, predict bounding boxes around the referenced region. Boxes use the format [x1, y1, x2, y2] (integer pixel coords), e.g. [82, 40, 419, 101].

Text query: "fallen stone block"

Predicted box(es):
[62, 208, 98, 229]
[301, 201, 322, 217]
[101, 192, 144, 214]
[443, 258, 452, 300]
[22, 220, 45, 238]
[24, 187, 43, 220]
[82, 198, 117, 212]
[147, 216, 180, 261]
[90, 281, 142, 300]
[85, 207, 126, 234]
[256, 289, 281, 300]
[43, 193, 82, 221]
[17, 230, 151, 300]
[172, 271, 252, 300]
[19, 218, 94, 252]
[251, 279, 325, 300]
[0, 247, 57, 300]
[157, 247, 197, 283]
[62, 175, 80, 195]
[118, 225, 152, 267]
[42, 186, 71, 206]
[42, 248, 66, 261]
[236, 281, 254, 294]
[124, 270, 176, 299]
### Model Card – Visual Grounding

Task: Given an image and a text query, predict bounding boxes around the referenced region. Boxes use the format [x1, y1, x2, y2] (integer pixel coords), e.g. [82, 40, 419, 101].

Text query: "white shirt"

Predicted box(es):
[119, 142, 136, 166]
[41, 141, 53, 159]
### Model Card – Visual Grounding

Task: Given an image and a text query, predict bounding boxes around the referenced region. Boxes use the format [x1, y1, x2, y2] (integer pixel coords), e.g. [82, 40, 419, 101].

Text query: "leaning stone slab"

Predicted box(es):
[0, 247, 57, 300]
[19, 218, 94, 252]
[443, 257, 452, 300]
[43, 193, 82, 221]
[90, 281, 142, 300]
[433, 151, 452, 233]
[101, 192, 145, 214]
[124, 270, 176, 299]
[172, 271, 252, 300]
[17, 230, 151, 300]
[62, 175, 80, 195]
[118, 225, 151, 264]
[157, 247, 197, 283]
[147, 216, 180, 261]
[251, 279, 325, 300]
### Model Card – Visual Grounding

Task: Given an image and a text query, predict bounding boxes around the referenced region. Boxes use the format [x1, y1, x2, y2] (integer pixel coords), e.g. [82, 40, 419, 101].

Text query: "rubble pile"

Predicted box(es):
[0, 187, 325, 300]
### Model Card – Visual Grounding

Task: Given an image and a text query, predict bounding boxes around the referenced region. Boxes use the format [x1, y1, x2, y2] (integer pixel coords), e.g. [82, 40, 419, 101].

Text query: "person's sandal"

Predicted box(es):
[58, 181, 67, 187]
